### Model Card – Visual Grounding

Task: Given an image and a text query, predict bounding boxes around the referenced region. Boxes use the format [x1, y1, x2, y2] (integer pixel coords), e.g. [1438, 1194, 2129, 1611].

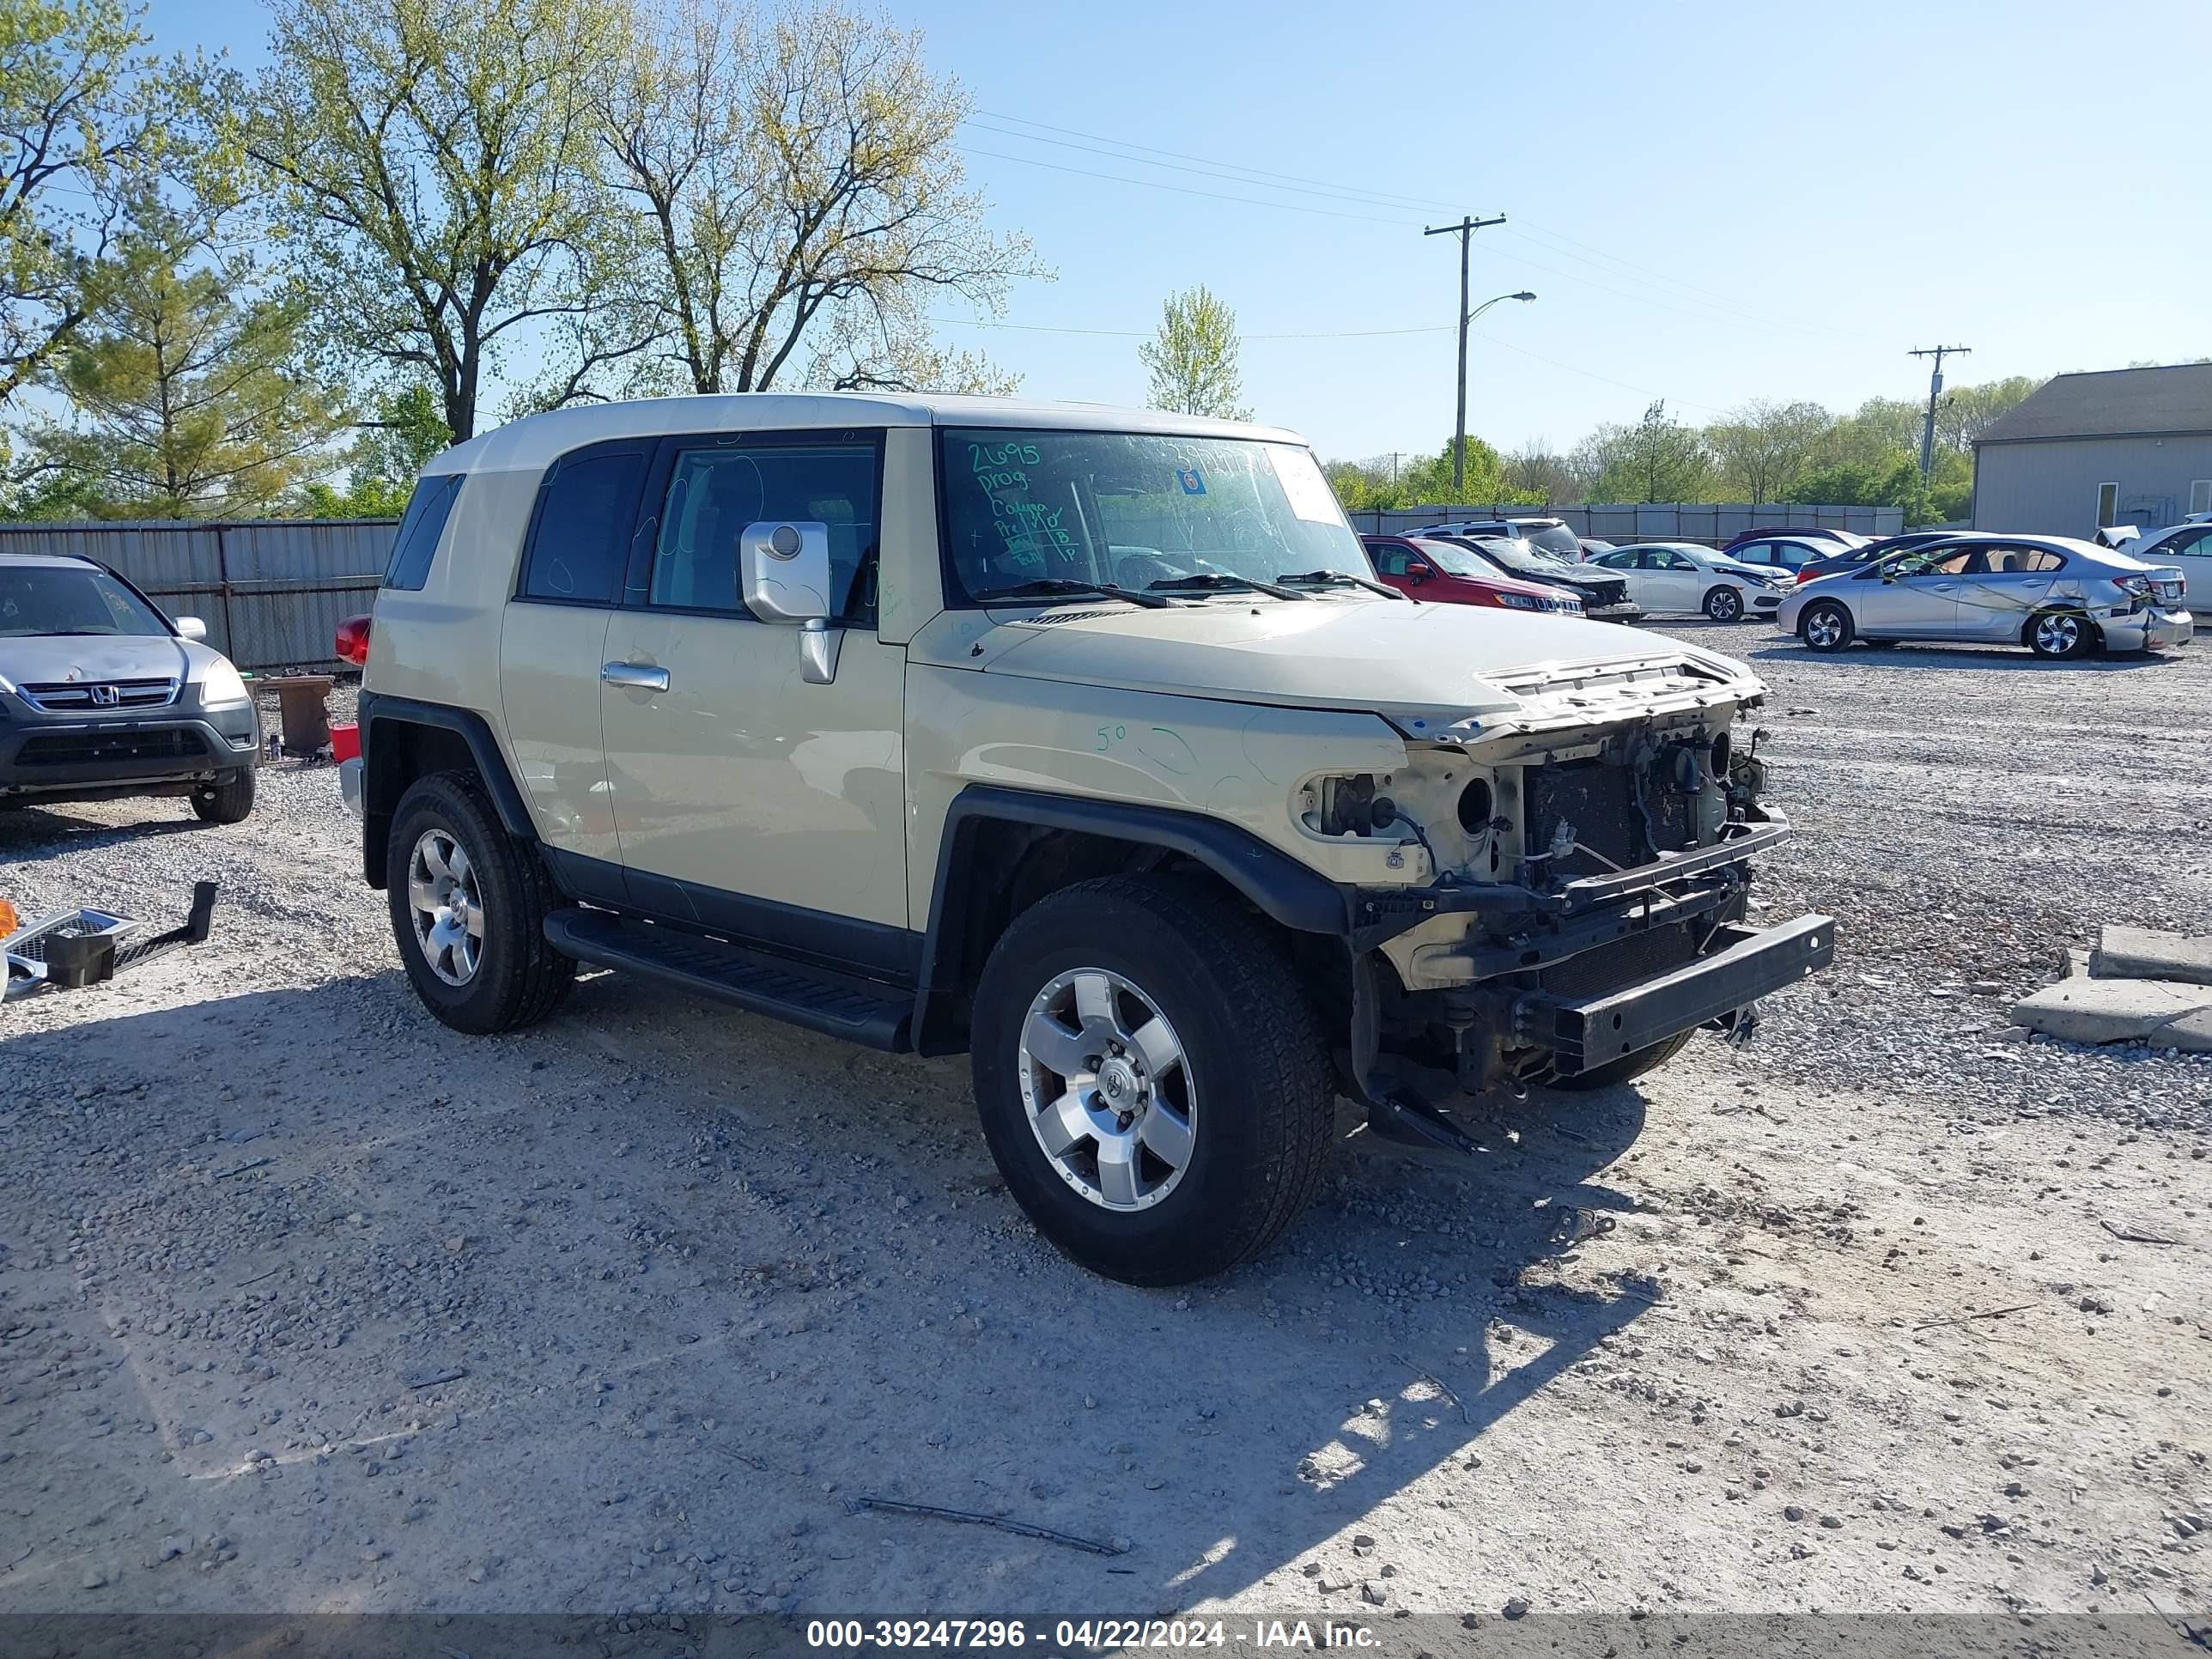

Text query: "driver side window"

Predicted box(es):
[1369, 544, 1412, 577]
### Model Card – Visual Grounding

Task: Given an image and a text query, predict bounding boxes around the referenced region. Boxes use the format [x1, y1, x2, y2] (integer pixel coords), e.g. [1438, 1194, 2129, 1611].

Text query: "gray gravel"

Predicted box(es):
[2, 629, 2207, 1619]
[1653, 622, 2212, 1133]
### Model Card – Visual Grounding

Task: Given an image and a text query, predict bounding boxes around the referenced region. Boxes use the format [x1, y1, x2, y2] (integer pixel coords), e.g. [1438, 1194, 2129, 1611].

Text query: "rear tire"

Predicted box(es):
[1703, 585, 1745, 623]
[386, 770, 573, 1034]
[191, 769, 256, 823]
[1547, 1029, 1696, 1091]
[1799, 599, 1855, 653]
[2027, 610, 2096, 659]
[970, 874, 1334, 1285]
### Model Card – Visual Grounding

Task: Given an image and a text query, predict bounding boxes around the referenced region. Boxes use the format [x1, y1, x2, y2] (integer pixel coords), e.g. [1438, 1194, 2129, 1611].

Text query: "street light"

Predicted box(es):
[1451, 291, 1537, 496]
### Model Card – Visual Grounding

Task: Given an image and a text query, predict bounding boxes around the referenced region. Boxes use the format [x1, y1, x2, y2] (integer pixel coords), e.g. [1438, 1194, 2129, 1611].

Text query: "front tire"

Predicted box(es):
[191, 769, 256, 823]
[1800, 599, 1855, 653]
[2027, 610, 2096, 660]
[970, 875, 1334, 1285]
[386, 771, 573, 1034]
[1703, 585, 1745, 623]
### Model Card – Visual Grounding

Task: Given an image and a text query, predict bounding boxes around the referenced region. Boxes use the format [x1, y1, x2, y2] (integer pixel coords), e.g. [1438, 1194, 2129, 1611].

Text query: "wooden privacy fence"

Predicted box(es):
[0, 517, 399, 672]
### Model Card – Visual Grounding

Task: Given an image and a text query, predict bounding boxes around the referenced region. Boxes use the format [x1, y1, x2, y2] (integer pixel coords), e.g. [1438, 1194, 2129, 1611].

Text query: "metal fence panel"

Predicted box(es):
[0, 517, 398, 671]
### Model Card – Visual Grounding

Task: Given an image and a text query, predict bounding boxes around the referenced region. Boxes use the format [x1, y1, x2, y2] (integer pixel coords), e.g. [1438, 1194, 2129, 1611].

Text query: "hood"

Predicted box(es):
[975, 596, 1761, 732]
[0, 630, 197, 689]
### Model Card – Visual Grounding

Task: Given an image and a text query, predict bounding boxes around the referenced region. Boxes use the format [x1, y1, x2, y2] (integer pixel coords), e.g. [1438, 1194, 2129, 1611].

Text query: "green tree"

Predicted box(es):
[1595, 400, 1710, 502]
[597, 0, 1030, 398]
[1139, 284, 1250, 420]
[1935, 374, 2045, 452]
[299, 382, 449, 517]
[233, 0, 625, 441]
[20, 218, 345, 516]
[1704, 398, 1831, 501]
[0, 0, 172, 413]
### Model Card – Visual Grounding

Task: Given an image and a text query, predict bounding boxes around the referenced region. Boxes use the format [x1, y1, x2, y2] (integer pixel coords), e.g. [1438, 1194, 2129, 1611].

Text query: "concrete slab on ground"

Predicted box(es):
[2013, 974, 2212, 1051]
[2090, 924, 2212, 987]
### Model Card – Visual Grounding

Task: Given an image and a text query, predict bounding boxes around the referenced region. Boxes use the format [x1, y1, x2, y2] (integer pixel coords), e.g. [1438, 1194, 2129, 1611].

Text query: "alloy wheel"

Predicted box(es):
[1804, 608, 1844, 648]
[1018, 967, 1196, 1212]
[407, 828, 484, 986]
[1708, 588, 1743, 622]
[2034, 614, 2081, 655]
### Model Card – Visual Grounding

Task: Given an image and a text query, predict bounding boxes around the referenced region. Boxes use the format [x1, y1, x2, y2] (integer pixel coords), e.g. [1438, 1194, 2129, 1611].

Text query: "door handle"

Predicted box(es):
[601, 661, 671, 692]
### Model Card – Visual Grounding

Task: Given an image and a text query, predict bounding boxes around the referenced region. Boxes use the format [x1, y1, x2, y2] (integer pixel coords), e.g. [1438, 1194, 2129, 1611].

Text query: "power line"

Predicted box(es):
[957, 146, 1416, 227]
[970, 108, 1470, 215]
[926, 316, 1451, 342]
[963, 121, 1437, 216]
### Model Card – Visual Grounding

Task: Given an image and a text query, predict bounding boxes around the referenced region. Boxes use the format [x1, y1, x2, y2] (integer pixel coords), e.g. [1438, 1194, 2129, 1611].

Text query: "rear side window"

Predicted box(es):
[518, 446, 650, 605]
[383, 475, 463, 591]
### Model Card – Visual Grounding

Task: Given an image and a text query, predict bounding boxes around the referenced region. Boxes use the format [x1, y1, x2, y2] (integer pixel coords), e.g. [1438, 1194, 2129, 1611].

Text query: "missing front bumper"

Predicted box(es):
[1518, 914, 1835, 1073]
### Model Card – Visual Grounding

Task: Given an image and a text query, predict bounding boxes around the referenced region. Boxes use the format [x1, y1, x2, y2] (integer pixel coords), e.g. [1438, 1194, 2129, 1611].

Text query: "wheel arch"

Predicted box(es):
[358, 692, 537, 888]
[914, 785, 1351, 1056]
[2021, 605, 2102, 653]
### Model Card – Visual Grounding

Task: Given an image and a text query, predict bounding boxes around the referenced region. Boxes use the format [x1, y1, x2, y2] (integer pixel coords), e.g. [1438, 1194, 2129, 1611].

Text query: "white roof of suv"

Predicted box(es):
[433, 392, 1304, 477]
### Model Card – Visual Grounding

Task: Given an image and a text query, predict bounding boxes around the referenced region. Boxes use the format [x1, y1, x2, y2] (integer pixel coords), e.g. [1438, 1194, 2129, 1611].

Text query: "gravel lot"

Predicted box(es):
[2, 632, 2208, 1621]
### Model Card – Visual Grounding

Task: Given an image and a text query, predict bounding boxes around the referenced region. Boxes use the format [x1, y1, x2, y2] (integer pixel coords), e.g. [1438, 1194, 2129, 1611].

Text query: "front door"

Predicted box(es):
[1855, 548, 1968, 636]
[597, 431, 910, 967]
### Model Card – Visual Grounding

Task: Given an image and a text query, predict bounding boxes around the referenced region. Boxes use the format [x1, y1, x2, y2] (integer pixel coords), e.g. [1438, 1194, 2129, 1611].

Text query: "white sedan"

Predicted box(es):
[2121, 520, 2212, 617]
[1584, 543, 1795, 623]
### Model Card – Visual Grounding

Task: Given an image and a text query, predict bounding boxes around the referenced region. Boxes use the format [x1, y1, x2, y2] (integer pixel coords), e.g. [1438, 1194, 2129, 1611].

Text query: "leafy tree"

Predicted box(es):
[0, 0, 170, 412]
[598, 0, 1031, 398]
[1139, 284, 1249, 421]
[1704, 398, 1830, 502]
[300, 383, 450, 517]
[233, 0, 626, 441]
[17, 215, 345, 517]
[1595, 400, 1710, 502]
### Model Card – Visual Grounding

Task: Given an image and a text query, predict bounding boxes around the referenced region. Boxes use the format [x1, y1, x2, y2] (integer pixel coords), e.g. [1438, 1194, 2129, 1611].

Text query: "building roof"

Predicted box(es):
[1976, 363, 2212, 446]
[432, 392, 1304, 477]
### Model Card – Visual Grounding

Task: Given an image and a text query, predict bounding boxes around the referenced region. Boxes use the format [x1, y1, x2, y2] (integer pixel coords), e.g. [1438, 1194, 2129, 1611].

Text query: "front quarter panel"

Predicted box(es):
[903, 663, 1412, 927]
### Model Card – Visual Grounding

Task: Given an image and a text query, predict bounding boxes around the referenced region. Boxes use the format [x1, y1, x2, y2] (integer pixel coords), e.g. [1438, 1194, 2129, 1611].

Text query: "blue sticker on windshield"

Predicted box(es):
[1176, 465, 1206, 495]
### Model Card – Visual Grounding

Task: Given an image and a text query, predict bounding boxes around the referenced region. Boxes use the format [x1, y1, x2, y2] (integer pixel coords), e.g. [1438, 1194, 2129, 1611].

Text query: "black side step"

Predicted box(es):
[544, 908, 913, 1052]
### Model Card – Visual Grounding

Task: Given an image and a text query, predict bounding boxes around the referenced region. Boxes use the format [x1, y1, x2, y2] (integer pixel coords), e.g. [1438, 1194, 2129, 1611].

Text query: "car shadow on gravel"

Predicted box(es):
[3, 969, 1662, 1612]
[0, 800, 211, 853]
[1739, 641, 2176, 672]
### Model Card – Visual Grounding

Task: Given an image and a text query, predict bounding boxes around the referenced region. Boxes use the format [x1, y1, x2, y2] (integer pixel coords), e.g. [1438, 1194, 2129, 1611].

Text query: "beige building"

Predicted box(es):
[1972, 363, 2212, 538]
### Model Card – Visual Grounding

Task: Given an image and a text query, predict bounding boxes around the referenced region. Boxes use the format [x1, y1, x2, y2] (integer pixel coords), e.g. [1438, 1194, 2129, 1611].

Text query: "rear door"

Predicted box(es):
[1591, 549, 1646, 605]
[1955, 544, 2061, 641]
[496, 439, 653, 878]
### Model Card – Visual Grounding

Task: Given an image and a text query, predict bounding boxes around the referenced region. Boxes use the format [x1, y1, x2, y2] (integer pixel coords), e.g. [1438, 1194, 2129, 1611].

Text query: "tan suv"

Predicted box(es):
[343, 394, 1832, 1284]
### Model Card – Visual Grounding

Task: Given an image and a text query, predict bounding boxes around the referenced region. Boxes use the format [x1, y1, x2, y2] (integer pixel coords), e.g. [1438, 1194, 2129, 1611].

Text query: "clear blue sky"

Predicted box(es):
[155, 0, 2209, 460]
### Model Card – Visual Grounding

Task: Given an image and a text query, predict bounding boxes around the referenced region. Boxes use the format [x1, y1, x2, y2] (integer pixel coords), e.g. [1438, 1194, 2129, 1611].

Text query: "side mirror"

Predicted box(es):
[739, 520, 834, 624]
[174, 617, 208, 641]
[1407, 563, 1433, 582]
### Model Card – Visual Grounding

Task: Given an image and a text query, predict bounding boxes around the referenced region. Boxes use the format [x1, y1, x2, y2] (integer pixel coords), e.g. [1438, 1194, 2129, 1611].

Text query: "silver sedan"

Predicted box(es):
[1778, 535, 2192, 659]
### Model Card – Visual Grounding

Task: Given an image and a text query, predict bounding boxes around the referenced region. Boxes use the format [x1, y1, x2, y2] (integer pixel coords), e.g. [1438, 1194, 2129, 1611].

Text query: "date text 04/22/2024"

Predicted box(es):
[804, 1620, 1382, 1650]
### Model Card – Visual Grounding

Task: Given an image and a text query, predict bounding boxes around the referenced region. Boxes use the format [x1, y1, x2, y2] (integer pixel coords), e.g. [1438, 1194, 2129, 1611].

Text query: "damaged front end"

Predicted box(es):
[1296, 653, 1833, 1151]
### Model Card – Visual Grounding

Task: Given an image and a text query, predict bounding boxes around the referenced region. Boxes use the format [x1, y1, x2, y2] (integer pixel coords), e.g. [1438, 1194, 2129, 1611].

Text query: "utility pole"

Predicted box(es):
[1425, 214, 1506, 497]
[1909, 345, 1971, 487]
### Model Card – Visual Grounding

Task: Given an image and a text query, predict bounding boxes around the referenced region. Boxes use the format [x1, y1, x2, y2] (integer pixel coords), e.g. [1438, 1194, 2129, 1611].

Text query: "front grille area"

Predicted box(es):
[1527, 759, 1698, 879]
[16, 727, 207, 768]
[1540, 921, 1699, 1000]
[16, 677, 179, 711]
[1583, 577, 1629, 608]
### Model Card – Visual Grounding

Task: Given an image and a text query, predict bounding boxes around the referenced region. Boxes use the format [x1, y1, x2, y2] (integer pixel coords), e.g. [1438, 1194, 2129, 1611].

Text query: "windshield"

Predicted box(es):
[1515, 520, 1584, 559]
[0, 564, 170, 638]
[1474, 537, 1577, 577]
[938, 428, 1365, 602]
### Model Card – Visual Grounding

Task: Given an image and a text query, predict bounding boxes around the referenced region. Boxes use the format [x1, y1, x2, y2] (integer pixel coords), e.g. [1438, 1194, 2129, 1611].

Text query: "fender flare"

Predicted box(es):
[358, 691, 535, 884]
[913, 783, 1352, 1054]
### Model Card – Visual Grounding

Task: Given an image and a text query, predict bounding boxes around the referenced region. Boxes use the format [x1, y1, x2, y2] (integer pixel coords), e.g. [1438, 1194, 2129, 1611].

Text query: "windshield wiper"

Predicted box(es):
[1147, 573, 1310, 600]
[969, 579, 1173, 610]
[1274, 569, 1408, 600]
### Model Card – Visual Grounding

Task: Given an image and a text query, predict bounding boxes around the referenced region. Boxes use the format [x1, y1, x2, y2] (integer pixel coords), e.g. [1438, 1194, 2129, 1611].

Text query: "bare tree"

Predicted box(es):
[599, 0, 1034, 396]
[235, 0, 633, 441]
